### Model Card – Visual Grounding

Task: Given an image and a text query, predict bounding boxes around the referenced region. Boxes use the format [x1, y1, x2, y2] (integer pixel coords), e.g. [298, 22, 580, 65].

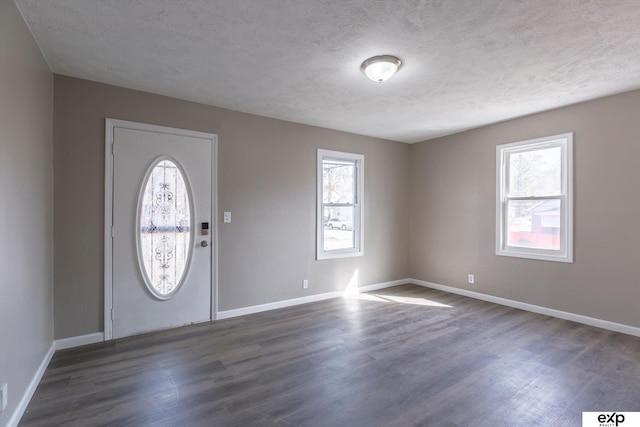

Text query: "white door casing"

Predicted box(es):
[105, 119, 218, 340]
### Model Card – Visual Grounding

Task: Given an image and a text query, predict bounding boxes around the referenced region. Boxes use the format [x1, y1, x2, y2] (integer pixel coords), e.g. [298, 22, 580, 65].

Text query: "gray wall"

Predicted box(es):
[409, 89, 640, 328]
[53, 75, 410, 339]
[0, 0, 54, 424]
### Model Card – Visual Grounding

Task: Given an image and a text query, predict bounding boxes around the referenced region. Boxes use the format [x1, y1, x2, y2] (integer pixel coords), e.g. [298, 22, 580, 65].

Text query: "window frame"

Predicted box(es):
[496, 133, 573, 263]
[317, 149, 364, 260]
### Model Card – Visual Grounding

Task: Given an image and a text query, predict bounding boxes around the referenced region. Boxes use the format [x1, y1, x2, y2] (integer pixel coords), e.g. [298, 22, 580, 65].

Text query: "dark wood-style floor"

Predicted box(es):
[20, 284, 640, 427]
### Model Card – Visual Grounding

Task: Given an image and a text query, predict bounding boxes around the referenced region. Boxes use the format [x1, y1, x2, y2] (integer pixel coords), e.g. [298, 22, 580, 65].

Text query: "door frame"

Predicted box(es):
[104, 118, 219, 341]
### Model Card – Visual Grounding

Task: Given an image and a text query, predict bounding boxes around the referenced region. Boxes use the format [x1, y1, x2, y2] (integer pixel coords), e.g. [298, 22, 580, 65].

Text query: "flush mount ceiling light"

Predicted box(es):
[361, 55, 402, 83]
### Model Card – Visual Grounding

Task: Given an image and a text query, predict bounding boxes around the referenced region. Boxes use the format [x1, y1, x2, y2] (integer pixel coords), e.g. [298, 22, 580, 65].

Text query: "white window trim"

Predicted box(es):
[496, 133, 574, 263]
[317, 149, 364, 260]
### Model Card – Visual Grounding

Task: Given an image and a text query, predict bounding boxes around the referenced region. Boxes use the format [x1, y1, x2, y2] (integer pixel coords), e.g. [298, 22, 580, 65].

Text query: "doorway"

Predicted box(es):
[105, 119, 217, 339]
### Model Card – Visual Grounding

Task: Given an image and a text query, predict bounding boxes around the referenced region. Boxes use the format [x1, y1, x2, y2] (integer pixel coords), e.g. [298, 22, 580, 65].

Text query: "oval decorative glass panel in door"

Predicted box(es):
[137, 158, 193, 299]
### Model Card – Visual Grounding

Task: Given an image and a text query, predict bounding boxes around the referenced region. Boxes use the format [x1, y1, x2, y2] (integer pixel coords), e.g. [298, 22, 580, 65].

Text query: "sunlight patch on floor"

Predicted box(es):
[348, 292, 452, 308]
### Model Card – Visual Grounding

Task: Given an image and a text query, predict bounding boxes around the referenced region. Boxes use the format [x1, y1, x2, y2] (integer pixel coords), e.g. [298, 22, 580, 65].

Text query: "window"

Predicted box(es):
[317, 149, 364, 259]
[496, 133, 573, 262]
[137, 158, 193, 299]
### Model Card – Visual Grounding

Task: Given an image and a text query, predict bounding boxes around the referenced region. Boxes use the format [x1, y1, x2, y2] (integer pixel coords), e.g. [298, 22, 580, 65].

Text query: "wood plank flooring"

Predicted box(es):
[19, 285, 640, 426]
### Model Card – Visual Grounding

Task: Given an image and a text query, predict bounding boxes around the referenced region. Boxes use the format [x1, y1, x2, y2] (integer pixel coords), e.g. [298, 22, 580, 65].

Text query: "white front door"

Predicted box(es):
[109, 120, 216, 339]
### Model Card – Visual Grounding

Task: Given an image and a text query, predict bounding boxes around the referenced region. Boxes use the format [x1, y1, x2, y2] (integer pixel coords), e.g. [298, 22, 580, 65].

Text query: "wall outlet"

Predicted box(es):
[1, 383, 7, 412]
[468, 274, 475, 284]
[302, 279, 309, 289]
[223, 212, 231, 223]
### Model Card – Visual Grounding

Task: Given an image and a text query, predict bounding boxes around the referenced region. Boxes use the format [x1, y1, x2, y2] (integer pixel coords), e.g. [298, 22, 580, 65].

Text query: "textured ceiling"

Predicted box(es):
[14, 0, 640, 143]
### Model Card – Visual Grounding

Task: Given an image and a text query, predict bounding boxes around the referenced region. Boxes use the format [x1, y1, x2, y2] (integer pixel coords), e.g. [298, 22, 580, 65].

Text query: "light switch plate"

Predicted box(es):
[223, 212, 231, 223]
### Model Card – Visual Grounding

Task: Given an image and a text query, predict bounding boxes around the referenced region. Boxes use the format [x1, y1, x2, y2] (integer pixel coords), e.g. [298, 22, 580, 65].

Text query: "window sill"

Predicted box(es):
[317, 250, 364, 261]
[496, 249, 573, 263]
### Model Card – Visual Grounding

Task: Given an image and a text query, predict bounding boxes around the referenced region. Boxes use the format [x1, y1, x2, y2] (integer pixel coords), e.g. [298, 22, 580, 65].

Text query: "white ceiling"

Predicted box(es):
[15, 0, 640, 143]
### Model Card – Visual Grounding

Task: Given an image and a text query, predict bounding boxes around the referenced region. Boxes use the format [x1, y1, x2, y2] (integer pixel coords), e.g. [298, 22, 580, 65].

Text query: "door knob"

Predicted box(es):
[200, 241, 208, 247]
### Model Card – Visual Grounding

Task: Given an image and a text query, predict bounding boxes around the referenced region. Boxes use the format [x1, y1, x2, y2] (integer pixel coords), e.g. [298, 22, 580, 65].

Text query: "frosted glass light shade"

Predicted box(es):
[361, 55, 402, 83]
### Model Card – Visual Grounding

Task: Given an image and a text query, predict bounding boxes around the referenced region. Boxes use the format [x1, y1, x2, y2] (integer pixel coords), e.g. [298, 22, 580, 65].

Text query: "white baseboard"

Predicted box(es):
[55, 332, 104, 350]
[410, 278, 640, 338]
[217, 291, 341, 319]
[217, 279, 408, 320]
[53, 281, 412, 344]
[357, 279, 409, 293]
[7, 342, 55, 427]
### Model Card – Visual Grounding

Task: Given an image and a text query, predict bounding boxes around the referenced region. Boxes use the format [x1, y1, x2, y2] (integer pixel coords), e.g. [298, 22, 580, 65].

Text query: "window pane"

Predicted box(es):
[139, 159, 191, 297]
[507, 199, 560, 250]
[508, 146, 561, 197]
[323, 158, 355, 204]
[317, 149, 364, 260]
[323, 206, 355, 251]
